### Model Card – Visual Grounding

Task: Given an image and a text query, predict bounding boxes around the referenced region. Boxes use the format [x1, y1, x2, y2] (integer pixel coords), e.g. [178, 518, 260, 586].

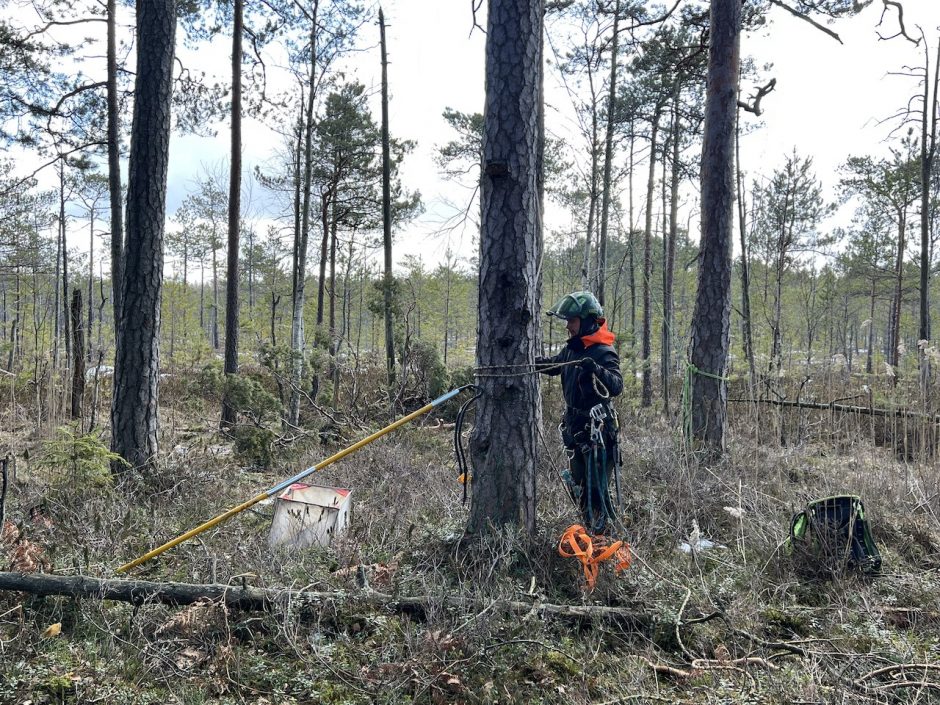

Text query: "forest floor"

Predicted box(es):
[2, 373, 940, 704]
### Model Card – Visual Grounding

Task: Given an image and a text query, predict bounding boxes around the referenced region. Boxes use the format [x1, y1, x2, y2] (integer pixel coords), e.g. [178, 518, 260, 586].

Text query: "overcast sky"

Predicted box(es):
[350, 0, 940, 266]
[45, 1, 940, 270]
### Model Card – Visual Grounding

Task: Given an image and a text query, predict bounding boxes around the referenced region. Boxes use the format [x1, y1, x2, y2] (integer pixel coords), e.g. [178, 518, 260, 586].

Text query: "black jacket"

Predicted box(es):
[539, 323, 623, 445]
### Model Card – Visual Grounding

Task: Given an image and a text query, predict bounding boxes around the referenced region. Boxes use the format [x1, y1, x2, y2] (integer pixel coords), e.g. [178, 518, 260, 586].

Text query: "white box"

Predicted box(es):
[268, 483, 352, 548]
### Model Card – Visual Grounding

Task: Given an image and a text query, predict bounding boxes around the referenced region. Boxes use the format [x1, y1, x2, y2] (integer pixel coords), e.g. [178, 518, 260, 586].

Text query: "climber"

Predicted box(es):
[537, 291, 623, 534]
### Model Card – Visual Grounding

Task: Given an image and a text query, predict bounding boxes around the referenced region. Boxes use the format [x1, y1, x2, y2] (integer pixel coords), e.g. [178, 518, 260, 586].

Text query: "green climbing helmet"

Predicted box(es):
[546, 291, 603, 321]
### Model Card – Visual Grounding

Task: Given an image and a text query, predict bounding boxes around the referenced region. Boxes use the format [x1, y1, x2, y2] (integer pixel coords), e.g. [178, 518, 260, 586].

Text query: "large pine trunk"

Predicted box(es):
[467, 0, 543, 535]
[110, 0, 176, 472]
[687, 0, 739, 451]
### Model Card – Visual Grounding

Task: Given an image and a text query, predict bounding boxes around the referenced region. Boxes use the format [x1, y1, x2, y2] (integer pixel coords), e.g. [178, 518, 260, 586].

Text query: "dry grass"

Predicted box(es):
[2, 371, 940, 702]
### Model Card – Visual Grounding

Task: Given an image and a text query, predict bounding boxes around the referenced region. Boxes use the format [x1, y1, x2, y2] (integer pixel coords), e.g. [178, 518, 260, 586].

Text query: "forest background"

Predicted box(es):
[5, 0, 940, 405]
[4, 0, 940, 703]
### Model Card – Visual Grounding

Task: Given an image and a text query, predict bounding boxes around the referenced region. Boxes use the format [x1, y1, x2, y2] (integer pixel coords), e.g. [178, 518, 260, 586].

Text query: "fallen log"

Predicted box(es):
[0, 571, 653, 628]
[728, 397, 940, 422]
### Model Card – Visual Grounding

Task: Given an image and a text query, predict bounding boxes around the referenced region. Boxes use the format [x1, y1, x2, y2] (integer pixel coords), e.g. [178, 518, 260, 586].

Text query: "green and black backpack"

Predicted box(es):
[788, 495, 882, 575]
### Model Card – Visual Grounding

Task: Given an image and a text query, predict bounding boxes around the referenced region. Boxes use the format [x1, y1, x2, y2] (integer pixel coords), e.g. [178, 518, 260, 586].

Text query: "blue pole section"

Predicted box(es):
[265, 386, 466, 497]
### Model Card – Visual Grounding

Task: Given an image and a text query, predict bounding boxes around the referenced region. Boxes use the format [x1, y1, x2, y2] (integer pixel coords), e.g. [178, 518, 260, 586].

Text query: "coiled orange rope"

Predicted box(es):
[558, 524, 632, 591]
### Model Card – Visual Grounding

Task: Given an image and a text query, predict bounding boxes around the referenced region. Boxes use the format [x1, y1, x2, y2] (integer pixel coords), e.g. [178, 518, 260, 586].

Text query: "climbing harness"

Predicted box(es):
[559, 401, 622, 534]
[558, 524, 632, 591]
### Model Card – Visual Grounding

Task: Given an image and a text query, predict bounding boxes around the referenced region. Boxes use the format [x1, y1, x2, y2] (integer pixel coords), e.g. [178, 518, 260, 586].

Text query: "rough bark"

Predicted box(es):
[110, 0, 176, 472]
[468, 0, 542, 535]
[290, 104, 302, 322]
[328, 203, 338, 407]
[687, 0, 740, 451]
[221, 0, 243, 429]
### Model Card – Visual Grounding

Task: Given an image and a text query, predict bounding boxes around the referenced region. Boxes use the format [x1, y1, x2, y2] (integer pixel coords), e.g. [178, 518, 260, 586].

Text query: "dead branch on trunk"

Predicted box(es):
[738, 79, 777, 117]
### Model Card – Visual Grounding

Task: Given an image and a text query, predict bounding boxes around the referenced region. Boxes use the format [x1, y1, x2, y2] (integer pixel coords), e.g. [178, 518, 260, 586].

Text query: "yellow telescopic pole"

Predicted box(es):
[115, 387, 466, 574]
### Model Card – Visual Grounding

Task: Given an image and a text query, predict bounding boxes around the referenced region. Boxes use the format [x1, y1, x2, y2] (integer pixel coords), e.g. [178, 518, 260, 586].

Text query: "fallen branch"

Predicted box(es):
[867, 680, 940, 694]
[856, 662, 940, 683]
[640, 656, 691, 679]
[728, 397, 940, 422]
[0, 572, 654, 628]
[880, 606, 940, 627]
[723, 621, 807, 658]
[691, 656, 778, 671]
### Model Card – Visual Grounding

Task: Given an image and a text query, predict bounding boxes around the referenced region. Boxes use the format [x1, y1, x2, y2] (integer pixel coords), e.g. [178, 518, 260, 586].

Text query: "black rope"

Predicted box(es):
[576, 404, 625, 534]
[586, 445, 595, 530]
[0, 456, 7, 533]
[454, 386, 481, 506]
